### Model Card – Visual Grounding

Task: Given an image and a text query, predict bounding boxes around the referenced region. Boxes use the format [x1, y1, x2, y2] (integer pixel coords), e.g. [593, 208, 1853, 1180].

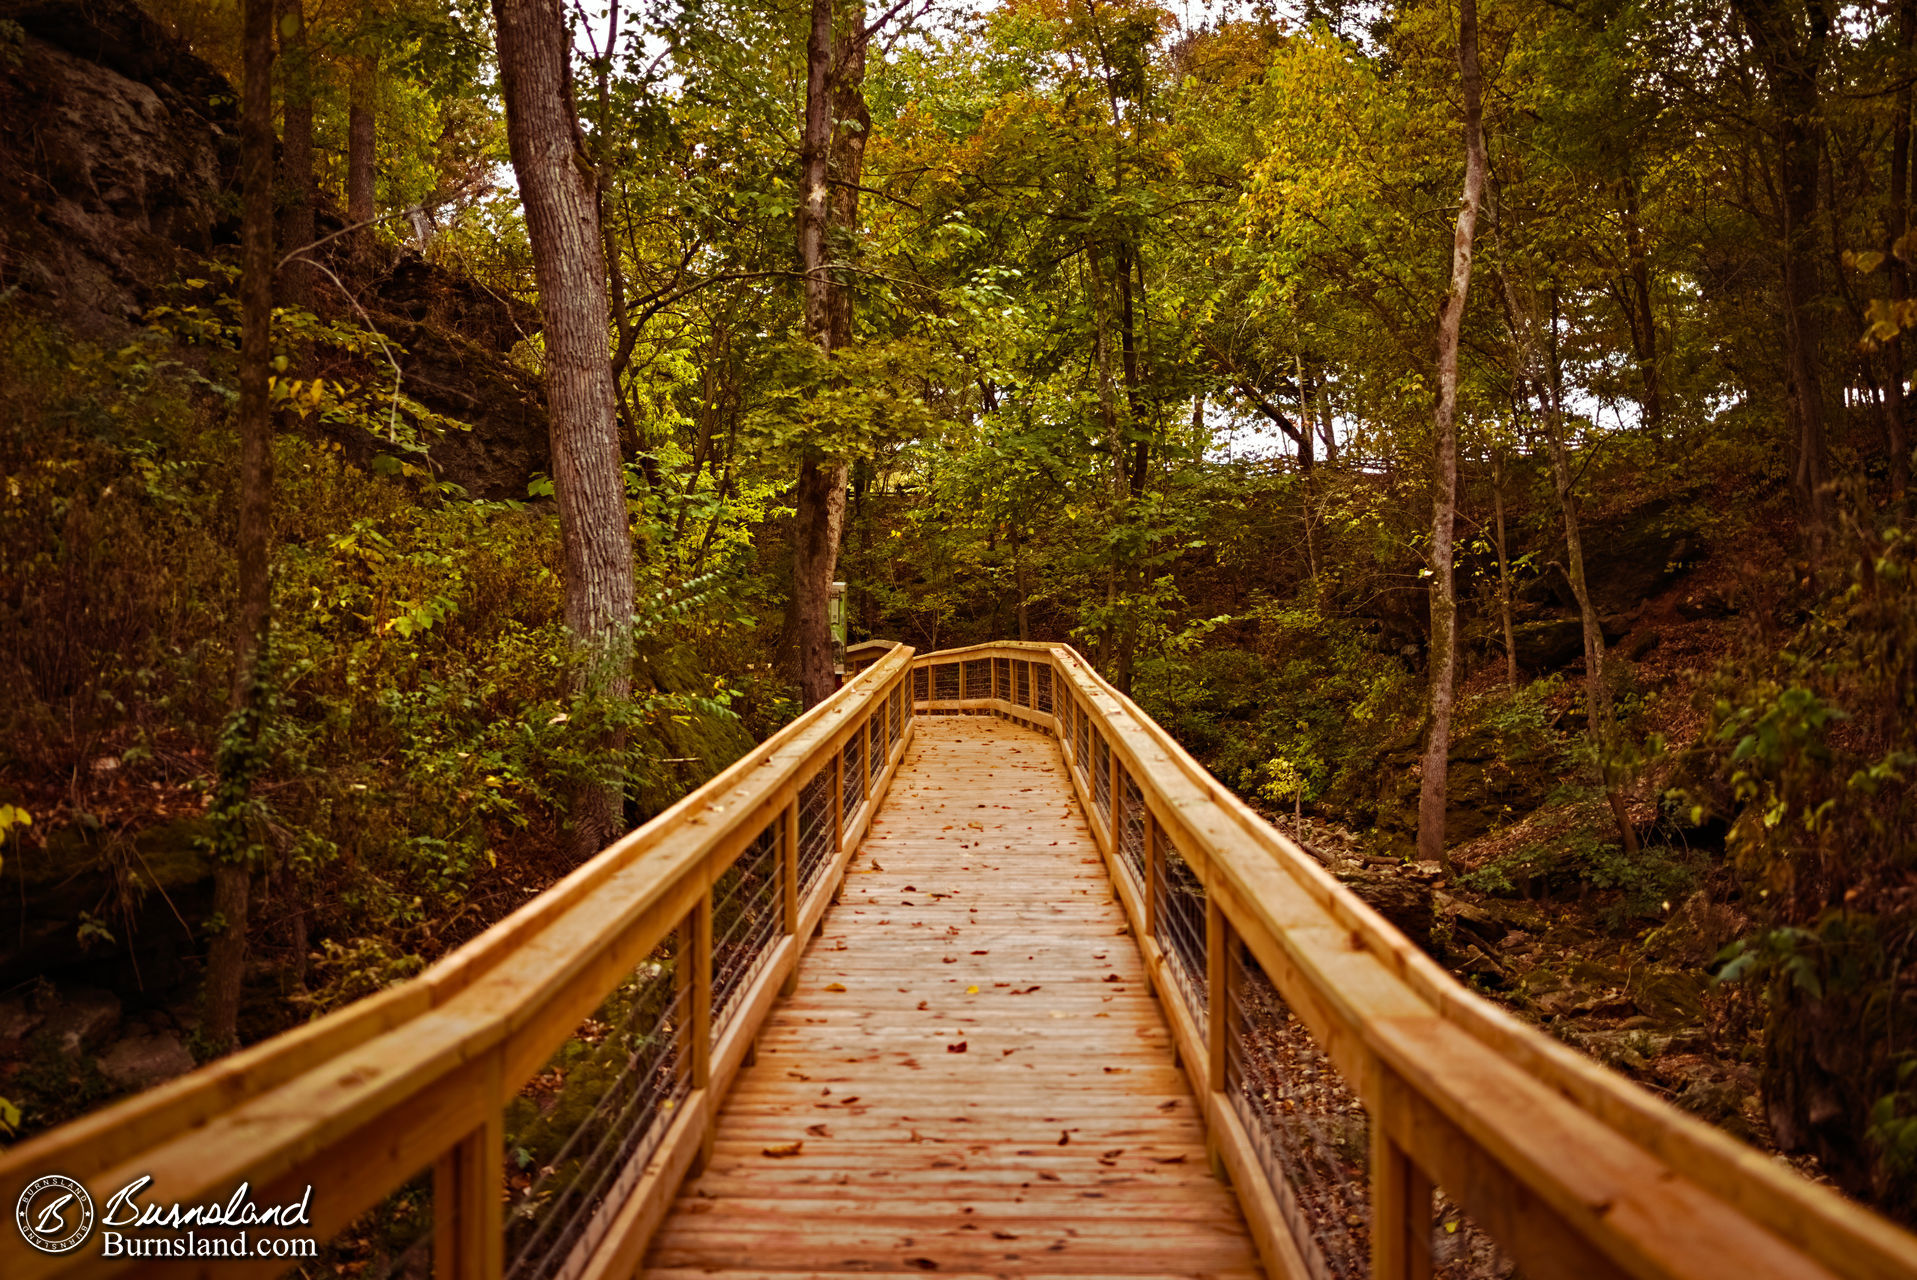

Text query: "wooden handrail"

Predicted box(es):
[0, 644, 919, 1280]
[907, 642, 1917, 1280]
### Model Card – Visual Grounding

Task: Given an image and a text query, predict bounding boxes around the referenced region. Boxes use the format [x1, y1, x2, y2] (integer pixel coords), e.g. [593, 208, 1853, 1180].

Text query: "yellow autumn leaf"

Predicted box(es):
[824, 982, 846, 992]
[965, 985, 979, 994]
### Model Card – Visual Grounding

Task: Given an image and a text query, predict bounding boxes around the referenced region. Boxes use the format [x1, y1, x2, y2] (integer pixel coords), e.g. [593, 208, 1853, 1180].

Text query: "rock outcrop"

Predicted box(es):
[0, 0, 551, 498]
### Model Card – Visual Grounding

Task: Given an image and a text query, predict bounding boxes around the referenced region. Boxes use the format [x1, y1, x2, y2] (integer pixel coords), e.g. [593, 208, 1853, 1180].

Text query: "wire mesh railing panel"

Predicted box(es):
[1224, 938, 1367, 1280]
[841, 730, 864, 831]
[994, 657, 1011, 699]
[889, 685, 903, 749]
[1093, 734, 1113, 824]
[1119, 769, 1146, 889]
[962, 659, 991, 700]
[798, 767, 834, 897]
[868, 714, 884, 786]
[1034, 663, 1052, 713]
[1015, 660, 1032, 707]
[913, 665, 928, 703]
[503, 922, 690, 1280]
[299, 1168, 433, 1280]
[1152, 837, 1208, 1033]
[711, 823, 782, 1039]
[1075, 704, 1092, 783]
[1060, 693, 1073, 749]
[934, 662, 960, 701]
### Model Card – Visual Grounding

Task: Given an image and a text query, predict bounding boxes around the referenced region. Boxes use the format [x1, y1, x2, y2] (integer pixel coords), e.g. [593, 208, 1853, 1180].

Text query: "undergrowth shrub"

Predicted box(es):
[0, 300, 759, 1069]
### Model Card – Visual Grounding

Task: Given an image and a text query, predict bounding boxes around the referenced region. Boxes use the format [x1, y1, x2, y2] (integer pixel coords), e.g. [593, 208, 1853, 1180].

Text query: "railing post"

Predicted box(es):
[781, 796, 800, 996]
[433, 1057, 502, 1280]
[691, 889, 714, 1171]
[1371, 1114, 1434, 1280]
[1205, 894, 1229, 1183]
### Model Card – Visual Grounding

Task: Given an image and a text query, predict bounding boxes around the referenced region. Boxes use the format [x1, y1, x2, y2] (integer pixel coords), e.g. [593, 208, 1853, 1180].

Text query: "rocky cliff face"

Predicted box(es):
[0, 0, 235, 331]
[0, 0, 550, 498]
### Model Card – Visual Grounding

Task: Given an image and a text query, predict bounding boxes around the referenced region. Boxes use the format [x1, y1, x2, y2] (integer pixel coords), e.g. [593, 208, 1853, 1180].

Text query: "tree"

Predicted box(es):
[276, 0, 316, 306]
[203, 0, 280, 1053]
[1732, 0, 1831, 537]
[493, 0, 636, 855]
[1415, 0, 1487, 871]
[790, 0, 871, 708]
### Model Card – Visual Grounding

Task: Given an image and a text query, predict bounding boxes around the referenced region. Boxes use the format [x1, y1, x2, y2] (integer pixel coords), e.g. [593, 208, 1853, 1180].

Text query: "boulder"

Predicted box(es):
[39, 985, 121, 1054]
[96, 1029, 195, 1089]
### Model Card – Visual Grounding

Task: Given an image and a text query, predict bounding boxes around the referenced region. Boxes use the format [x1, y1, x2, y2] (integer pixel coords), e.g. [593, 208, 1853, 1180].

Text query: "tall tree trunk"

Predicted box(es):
[1492, 446, 1518, 688]
[788, 0, 867, 709]
[276, 0, 315, 306]
[1733, 0, 1831, 536]
[1413, 0, 1487, 875]
[493, 0, 636, 856]
[1618, 175, 1665, 438]
[1503, 279, 1641, 855]
[347, 56, 378, 236]
[1890, 0, 1914, 503]
[1014, 527, 1031, 641]
[204, 0, 278, 1054]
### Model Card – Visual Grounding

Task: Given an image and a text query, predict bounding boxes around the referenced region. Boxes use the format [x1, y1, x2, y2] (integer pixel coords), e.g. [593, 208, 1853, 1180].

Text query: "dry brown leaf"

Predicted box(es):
[761, 1141, 804, 1158]
[947, 1041, 968, 1053]
[806, 1123, 831, 1137]
[824, 982, 847, 992]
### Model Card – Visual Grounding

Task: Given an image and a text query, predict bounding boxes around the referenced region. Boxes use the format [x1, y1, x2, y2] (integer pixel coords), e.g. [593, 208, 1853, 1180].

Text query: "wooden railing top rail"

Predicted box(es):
[0, 644, 919, 1280]
[910, 642, 1917, 1280]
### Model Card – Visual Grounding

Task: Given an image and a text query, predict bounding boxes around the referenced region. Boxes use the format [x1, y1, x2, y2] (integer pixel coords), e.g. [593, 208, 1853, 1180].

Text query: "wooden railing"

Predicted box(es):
[911, 641, 1917, 1280]
[0, 644, 918, 1280]
[7, 637, 1917, 1280]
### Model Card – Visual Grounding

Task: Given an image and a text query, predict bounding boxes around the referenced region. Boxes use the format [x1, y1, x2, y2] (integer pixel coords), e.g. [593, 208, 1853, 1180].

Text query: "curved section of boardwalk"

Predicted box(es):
[644, 714, 1261, 1279]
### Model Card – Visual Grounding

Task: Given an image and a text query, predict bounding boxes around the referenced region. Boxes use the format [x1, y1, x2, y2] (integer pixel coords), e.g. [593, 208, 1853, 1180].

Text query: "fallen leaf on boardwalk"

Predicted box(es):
[840, 1095, 860, 1105]
[806, 1123, 831, 1137]
[966, 985, 979, 994]
[907, 1257, 940, 1270]
[1157, 1100, 1178, 1111]
[903, 885, 917, 891]
[1102, 973, 1121, 983]
[1036, 1171, 1062, 1182]
[1152, 1154, 1188, 1164]
[917, 1000, 929, 1010]
[992, 1230, 1019, 1240]
[970, 949, 989, 955]
[1057, 1129, 1071, 1145]
[1101, 1149, 1124, 1159]
[824, 982, 847, 992]
[1002, 1048, 1016, 1055]
[761, 1141, 804, 1158]
[1012, 985, 1041, 994]
[947, 1041, 968, 1053]
[942, 956, 958, 963]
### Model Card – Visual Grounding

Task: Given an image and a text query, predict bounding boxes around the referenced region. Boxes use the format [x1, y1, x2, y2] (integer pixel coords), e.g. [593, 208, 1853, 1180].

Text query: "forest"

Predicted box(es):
[3, 0, 1917, 1238]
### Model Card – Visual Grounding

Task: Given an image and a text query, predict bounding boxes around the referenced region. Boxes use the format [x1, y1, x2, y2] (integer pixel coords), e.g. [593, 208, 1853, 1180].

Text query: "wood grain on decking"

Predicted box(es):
[643, 714, 1262, 1279]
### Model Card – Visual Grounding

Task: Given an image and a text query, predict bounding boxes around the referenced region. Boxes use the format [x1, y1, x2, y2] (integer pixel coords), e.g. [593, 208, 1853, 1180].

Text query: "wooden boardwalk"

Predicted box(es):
[644, 714, 1262, 1278]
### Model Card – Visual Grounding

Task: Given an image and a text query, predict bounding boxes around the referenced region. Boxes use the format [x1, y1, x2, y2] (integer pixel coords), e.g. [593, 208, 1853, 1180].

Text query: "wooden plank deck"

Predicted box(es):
[643, 714, 1262, 1279]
